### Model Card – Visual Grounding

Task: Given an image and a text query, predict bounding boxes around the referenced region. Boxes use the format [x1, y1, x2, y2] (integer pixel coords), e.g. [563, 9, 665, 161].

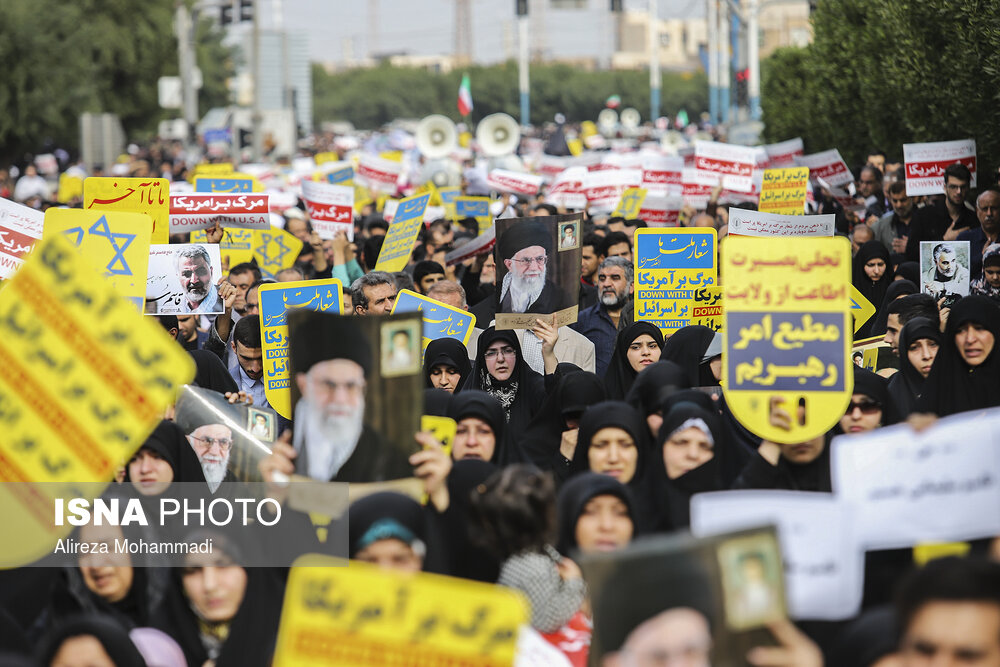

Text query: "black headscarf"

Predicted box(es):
[895, 261, 919, 285]
[348, 492, 429, 561]
[603, 322, 664, 400]
[869, 279, 917, 337]
[464, 327, 546, 460]
[427, 459, 501, 582]
[846, 364, 899, 428]
[423, 387, 453, 417]
[917, 295, 1000, 416]
[446, 390, 506, 463]
[36, 615, 146, 667]
[853, 240, 894, 338]
[189, 349, 238, 395]
[888, 317, 942, 417]
[423, 338, 471, 391]
[827, 606, 899, 667]
[660, 325, 716, 387]
[624, 360, 690, 421]
[123, 420, 207, 487]
[571, 401, 646, 491]
[521, 369, 606, 471]
[556, 473, 636, 556]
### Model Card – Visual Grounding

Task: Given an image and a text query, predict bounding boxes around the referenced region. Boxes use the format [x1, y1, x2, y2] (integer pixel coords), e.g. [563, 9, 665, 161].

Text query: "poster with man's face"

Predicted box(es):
[495, 213, 583, 329]
[920, 240, 970, 305]
[146, 243, 225, 314]
[287, 310, 422, 483]
[582, 527, 785, 667]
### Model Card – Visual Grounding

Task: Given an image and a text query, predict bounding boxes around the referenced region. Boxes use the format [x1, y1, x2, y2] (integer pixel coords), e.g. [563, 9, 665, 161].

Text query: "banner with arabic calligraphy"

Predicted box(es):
[728, 209, 835, 238]
[903, 138, 977, 196]
[273, 554, 529, 667]
[0, 232, 194, 567]
[391, 289, 476, 351]
[758, 167, 809, 215]
[454, 196, 492, 234]
[326, 164, 354, 185]
[190, 162, 234, 183]
[721, 236, 853, 444]
[0, 198, 43, 279]
[169, 193, 270, 233]
[44, 208, 153, 311]
[634, 228, 718, 337]
[259, 279, 344, 419]
[301, 181, 354, 241]
[84, 176, 169, 244]
[195, 176, 253, 193]
[693, 140, 757, 193]
[374, 193, 432, 273]
[794, 149, 854, 189]
[254, 228, 304, 280]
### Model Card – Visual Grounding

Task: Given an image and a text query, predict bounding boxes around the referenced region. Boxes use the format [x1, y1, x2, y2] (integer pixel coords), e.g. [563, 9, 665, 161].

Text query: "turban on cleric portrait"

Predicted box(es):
[496, 219, 575, 316]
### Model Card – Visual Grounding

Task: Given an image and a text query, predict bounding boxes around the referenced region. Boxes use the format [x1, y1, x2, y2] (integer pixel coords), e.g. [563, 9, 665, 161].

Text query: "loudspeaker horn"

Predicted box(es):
[476, 113, 520, 157]
[620, 107, 641, 130]
[597, 108, 619, 135]
[416, 114, 458, 159]
[421, 159, 462, 188]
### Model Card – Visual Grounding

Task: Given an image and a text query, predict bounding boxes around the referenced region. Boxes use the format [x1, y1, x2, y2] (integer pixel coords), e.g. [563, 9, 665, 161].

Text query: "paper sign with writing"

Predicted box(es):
[302, 181, 354, 241]
[169, 193, 270, 233]
[794, 149, 853, 188]
[545, 166, 588, 210]
[357, 154, 403, 194]
[681, 167, 713, 209]
[729, 209, 835, 237]
[583, 168, 643, 210]
[638, 194, 682, 227]
[326, 164, 354, 185]
[314, 152, 339, 165]
[191, 228, 254, 268]
[612, 187, 648, 219]
[391, 289, 476, 350]
[146, 244, 225, 315]
[758, 167, 809, 215]
[691, 490, 863, 621]
[445, 225, 495, 266]
[454, 196, 492, 234]
[904, 139, 977, 196]
[486, 169, 544, 196]
[831, 411, 1000, 550]
[693, 140, 757, 193]
[258, 279, 343, 419]
[374, 193, 432, 273]
[56, 174, 84, 203]
[0, 233, 194, 567]
[84, 177, 169, 244]
[194, 177, 254, 193]
[634, 228, 717, 337]
[273, 554, 529, 667]
[641, 155, 683, 196]
[253, 228, 304, 279]
[762, 138, 805, 169]
[0, 198, 44, 279]
[722, 236, 853, 444]
[692, 286, 723, 332]
[190, 162, 234, 182]
[44, 209, 153, 310]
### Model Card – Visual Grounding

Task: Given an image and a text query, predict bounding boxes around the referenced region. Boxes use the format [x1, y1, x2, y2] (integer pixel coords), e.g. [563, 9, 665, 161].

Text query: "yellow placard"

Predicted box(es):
[56, 174, 84, 203]
[43, 209, 153, 310]
[567, 138, 584, 156]
[84, 176, 169, 244]
[0, 233, 194, 567]
[374, 193, 432, 273]
[315, 152, 339, 166]
[190, 228, 255, 269]
[354, 183, 372, 214]
[379, 150, 403, 163]
[758, 167, 809, 215]
[454, 196, 492, 234]
[721, 236, 853, 444]
[258, 279, 343, 419]
[421, 415, 456, 457]
[580, 120, 599, 138]
[613, 187, 647, 219]
[634, 228, 718, 337]
[692, 286, 723, 332]
[849, 285, 877, 335]
[189, 162, 234, 182]
[254, 228, 304, 279]
[273, 555, 529, 667]
[391, 289, 476, 350]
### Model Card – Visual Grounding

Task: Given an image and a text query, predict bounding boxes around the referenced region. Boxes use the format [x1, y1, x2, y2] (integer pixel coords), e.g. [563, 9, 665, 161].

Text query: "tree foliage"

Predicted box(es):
[761, 0, 1000, 178]
[0, 0, 234, 163]
[313, 62, 707, 129]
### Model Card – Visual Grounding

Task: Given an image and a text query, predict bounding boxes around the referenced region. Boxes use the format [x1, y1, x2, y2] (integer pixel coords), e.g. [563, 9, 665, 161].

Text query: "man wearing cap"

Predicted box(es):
[288, 311, 412, 482]
[498, 220, 574, 315]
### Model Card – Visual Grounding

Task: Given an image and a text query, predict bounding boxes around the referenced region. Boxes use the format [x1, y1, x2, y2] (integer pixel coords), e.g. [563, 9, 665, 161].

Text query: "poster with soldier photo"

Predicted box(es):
[582, 526, 785, 667]
[174, 385, 279, 492]
[146, 243, 225, 315]
[920, 240, 970, 307]
[494, 213, 583, 329]
[287, 309, 423, 483]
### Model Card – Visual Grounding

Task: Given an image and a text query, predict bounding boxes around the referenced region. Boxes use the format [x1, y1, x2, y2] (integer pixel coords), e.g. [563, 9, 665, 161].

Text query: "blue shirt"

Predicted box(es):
[571, 301, 619, 377]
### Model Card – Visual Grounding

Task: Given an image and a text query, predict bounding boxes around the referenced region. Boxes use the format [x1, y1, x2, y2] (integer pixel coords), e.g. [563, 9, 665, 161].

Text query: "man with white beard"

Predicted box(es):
[498, 220, 574, 316]
[186, 423, 234, 493]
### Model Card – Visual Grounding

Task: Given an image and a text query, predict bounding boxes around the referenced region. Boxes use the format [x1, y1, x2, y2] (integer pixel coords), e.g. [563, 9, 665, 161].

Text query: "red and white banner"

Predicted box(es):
[762, 138, 805, 169]
[546, 166, 588, 210]
[904, 139, 977, 196]
[0, 198, 43, 280]
[693, 140, 757, 193]
[682, 167, 713, 209]
[641, 155, 683, 196]
[485, 169, 543, 196]
[357, 154, 403, 194]
[168, 193, 270, 233]
[302, 181, 354, 240]
[583, 168, 642, 211]
[638, 194, 682, 227]
[795, 149, 854, 188]
[537, 156, 572, 182]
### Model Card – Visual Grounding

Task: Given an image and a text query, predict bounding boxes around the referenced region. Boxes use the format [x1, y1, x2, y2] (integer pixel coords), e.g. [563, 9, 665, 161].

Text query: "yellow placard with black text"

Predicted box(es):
[758, 167, 809, 215]
[84, 177, 169, 244]
[374, 193, 431, 273]
[721, 236, 853, 444]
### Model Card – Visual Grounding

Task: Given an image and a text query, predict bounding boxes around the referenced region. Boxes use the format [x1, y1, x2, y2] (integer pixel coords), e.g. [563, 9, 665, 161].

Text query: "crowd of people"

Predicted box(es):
[2, 131, 1000, 667]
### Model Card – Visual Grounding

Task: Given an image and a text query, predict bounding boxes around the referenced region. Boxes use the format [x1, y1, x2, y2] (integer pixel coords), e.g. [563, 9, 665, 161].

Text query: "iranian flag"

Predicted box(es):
[457, 74, 473, 116]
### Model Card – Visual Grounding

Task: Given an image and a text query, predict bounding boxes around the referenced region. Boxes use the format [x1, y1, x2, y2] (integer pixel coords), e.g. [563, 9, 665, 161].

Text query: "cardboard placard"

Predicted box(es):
[0, 198, 44, 279]
[168, 193, 270, 233]
[634, 228, 717, 337]
[146, 243, 225, 315]
[728, 209, 835, 237]
[84, 176, 169, 244]
[373, 193, 432, 273]
[391, 289, 476, 350]
[302, 181, 355, 241]
[904, 139, 977, 196]
[253, 228, 305, 280]
[758, 167, 809, 215]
